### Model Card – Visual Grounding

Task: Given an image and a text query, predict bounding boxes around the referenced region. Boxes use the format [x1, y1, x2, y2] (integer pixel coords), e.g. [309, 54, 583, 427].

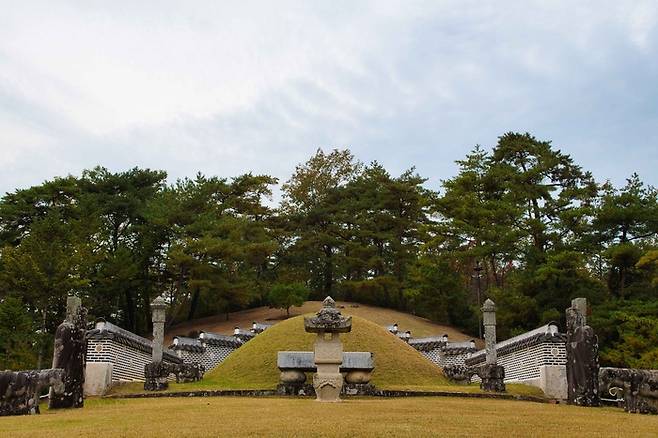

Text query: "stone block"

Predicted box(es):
[84, 363, 113, 396]
[539, 365, 567, 400]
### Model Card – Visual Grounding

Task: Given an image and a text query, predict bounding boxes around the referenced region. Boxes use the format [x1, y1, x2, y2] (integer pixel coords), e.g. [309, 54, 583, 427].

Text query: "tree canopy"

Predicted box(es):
[1, 133, 656, 369]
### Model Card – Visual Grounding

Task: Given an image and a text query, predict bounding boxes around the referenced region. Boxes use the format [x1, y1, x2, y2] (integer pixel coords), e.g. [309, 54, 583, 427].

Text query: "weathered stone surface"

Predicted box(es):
[49, 296, 87, 409]
[144, 362, 203, 390]
[277, 351, 374, 372]
[478, 364, 506, 392]
[0, 369, 64, 416]
[443, 365, 477, 384]
[150, 295, 167, 363]
[539, 365, 567, 400]
[482, 299, 497, 365]
[304, 296, 352, 333]
[174, 362, 205, 383]
[83, 362, 113, 396]
[599, 367, 658, 414]
[144, 361, 174, 391]
[565, 298, 600, 407]
[305, 297, 351, 402]
[344, 370, 372, 384]
[280, 370, 307, 384]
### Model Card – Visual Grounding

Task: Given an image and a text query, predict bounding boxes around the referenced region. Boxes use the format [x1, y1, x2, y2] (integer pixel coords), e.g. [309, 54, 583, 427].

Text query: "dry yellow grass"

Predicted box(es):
[166, 301, 479, 345]
[2, 397, 657, 437]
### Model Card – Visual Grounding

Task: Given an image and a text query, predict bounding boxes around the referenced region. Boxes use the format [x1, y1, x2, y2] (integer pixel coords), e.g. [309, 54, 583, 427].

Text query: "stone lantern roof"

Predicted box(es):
[304, 296, 352, 333]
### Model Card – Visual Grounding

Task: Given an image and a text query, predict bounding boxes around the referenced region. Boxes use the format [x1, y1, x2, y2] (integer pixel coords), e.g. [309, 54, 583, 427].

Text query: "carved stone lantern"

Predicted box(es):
[304, 297, 352, 402]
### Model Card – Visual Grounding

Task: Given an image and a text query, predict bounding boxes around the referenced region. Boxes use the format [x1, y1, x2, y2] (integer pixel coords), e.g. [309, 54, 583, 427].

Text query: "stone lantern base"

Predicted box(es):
[313, 372, 344, 402]
[479, 364, 506, 392]
[144, 362, 169, 391]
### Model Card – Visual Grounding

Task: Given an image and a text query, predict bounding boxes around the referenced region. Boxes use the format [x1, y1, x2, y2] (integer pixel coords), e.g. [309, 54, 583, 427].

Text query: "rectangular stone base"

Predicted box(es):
[84, 362, 113, 396]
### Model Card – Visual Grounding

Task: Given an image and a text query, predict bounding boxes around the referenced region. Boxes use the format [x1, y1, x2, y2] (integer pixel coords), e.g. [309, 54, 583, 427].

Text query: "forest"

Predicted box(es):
[1, 132, 656, 371]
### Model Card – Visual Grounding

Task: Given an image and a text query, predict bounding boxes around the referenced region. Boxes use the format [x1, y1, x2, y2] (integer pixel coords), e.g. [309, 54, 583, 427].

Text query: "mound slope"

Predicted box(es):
[166, 301, 480, 346]
[202, 315, 451, 390]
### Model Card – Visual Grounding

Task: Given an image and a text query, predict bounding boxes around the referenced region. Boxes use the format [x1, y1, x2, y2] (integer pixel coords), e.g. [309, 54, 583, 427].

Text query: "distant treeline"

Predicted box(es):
[1, 132, 657, 370]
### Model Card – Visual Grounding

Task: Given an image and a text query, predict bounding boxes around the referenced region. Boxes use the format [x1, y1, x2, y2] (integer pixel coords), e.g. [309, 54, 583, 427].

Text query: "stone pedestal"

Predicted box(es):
[83, 363, 113, 396]
[479, 364, 506, 392]
[49, 296, 87, 409]
[313, 332, 344, 402]
[539, 365, 567, 400]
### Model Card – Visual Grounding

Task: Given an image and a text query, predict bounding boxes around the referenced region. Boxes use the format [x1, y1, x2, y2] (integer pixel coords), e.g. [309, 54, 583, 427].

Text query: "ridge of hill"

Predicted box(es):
[198, 315, 453, 390]
[165, 301, 482, 347]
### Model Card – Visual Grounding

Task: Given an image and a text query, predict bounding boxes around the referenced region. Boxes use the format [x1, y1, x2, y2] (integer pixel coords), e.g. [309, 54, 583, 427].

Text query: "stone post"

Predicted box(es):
[565, 298, 600, 406]
[151, 295, 167, 363]
[49, 296, 87, 409]
[478, 298, 505, 392]
[482, 299, 497, 365]
[304, 297, 352, 402]
[144, 295, 169, 391]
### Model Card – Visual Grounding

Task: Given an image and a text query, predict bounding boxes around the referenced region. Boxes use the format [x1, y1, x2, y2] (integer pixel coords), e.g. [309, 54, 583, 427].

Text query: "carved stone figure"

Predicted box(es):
[304, 297, 352, 402]
[565, 298, 600, 407]
[0, 369, 64, 416]
[49, 296, 87, 409]
[174, 362, 205, 383]
[599, 367, 658, 414]
[443, 365, 477, 384]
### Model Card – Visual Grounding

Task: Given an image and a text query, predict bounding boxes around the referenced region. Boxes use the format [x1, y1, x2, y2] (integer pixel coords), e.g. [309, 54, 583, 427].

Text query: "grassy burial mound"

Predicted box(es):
[199, 315, 451, 390]
[165, 301, 479, 345]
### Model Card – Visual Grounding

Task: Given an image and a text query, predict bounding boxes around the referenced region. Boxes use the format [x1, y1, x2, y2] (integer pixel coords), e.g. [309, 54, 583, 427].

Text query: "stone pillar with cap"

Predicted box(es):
[478, 298, 505, 392]
[151, 295, 167, 362]
[144, 295, 169, 391]
[304, 297, 352, 402]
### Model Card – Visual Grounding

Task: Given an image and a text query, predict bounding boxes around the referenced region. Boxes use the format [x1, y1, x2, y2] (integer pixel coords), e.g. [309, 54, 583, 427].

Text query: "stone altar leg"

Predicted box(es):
[313, 333, 344, 402]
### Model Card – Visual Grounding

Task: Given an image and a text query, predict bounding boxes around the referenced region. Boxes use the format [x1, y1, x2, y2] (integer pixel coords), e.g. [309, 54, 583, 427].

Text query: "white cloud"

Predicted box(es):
[0, 0, 657, 195]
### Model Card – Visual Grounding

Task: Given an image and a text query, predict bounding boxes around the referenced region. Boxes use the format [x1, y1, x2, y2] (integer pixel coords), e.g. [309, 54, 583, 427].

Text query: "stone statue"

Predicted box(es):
[49, 296, 87, 409]
[565, 298, 600, 407]
[1, 369, 64, 416]
[599, 367, 657, 414]
[304, 297, 352, 402]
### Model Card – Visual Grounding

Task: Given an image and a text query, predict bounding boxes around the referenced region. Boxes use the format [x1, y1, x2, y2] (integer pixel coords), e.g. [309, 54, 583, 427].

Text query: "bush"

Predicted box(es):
[267, 283, 309, 316]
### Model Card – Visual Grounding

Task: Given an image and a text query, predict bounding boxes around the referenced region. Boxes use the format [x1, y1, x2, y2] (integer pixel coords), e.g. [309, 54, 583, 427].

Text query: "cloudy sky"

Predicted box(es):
[1, 1, 657, 197]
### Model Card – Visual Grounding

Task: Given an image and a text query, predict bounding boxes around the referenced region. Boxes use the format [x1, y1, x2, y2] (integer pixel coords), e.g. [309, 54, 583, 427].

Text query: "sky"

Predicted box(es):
[1, 1, 657, 198]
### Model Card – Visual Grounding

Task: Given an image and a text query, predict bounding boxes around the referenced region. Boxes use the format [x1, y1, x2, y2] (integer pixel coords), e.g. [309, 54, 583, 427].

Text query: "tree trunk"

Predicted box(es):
[187, 287, 200, 321]
[37, 308, 47, 369]
[125, 289, 136, 333]
[323, 245, 333, 297]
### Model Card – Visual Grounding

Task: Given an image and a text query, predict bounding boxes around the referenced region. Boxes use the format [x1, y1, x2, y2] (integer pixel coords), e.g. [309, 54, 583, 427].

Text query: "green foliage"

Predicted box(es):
[0, 134, 656, 369]
[590, 300, 658, 369]
[0, 297, 37, 369]
[267, 283, 309, 316]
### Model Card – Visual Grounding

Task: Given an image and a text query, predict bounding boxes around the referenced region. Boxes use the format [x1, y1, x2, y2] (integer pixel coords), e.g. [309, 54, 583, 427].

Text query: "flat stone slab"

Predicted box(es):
[277, 351, 374, 372]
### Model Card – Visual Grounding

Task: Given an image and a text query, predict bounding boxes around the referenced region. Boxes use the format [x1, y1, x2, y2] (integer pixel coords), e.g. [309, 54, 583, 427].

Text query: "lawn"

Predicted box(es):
[2, 397, 656, 437]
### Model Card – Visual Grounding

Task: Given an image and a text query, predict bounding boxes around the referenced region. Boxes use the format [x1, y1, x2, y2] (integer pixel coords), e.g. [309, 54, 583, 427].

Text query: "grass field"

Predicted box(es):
[2, 397, 657, 437]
